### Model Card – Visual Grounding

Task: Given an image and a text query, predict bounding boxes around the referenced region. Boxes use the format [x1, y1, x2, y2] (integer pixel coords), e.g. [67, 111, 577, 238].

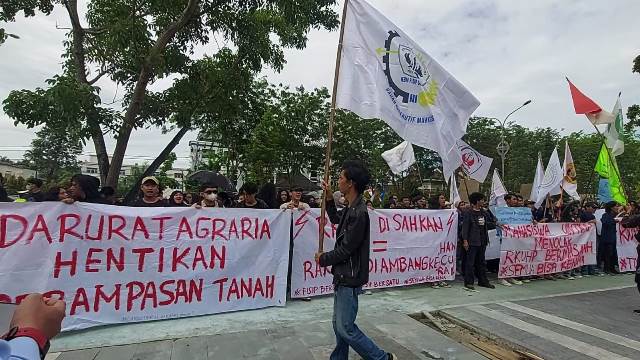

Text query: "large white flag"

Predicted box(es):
[381, 141, 416, 175]
[336, 0, 480, 163]
[489, 169, 507, 207]
[442, 140, 493, 184]
[605, 96, 625, 156]
[449, 175, 461, 208]
[535, 147, 563, 208]
[562, 141, 580, 200]
[529, 153, 544, 202]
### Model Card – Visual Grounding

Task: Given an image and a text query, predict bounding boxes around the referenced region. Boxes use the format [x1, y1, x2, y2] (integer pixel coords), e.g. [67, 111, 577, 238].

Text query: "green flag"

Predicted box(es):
[594, 143, 626, 204]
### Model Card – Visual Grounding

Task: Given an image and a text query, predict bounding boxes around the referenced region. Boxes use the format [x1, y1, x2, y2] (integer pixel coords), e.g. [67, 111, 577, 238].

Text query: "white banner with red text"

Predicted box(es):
[616, 224, 639, 272]
[290, 208, 458, 298]
[498, 223, 596, 278]
[0, 203, 290, 331]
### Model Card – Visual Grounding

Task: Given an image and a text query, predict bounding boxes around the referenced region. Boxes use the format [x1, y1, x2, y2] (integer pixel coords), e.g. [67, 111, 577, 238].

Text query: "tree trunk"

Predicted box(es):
[64, 0, 111, 184]
[123, 126, 190, 204]
[105, 0, 201, 187]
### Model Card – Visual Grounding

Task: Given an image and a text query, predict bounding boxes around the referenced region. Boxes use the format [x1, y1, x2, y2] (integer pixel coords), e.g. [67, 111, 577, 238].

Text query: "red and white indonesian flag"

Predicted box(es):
[567, 78, 615, 125]
[336, 0, 480, 162]
[381, 141, 416, 175]
[562, 141, 580, 200]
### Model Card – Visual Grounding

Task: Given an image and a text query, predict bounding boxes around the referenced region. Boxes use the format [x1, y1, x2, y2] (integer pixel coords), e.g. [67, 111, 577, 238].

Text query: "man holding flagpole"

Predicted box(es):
[315, 160, 396, 360]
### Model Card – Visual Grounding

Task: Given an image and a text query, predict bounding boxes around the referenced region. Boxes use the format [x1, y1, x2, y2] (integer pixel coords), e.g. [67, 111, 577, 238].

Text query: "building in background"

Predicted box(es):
[80, 155, 190, 189]
[0, 160, 37, 180]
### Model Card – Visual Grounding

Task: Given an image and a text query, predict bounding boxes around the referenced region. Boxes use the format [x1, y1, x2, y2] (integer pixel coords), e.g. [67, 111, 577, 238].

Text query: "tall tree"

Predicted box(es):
[3, 0, 340, 187]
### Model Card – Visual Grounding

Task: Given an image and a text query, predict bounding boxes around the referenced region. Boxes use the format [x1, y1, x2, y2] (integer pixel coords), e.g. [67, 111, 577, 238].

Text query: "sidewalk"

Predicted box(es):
[49, 273, 635, 357]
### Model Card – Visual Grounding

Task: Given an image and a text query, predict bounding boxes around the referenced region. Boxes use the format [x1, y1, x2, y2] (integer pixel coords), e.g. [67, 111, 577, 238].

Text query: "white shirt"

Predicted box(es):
[279, 201, 310, 210]
[0, 338, 41, 360]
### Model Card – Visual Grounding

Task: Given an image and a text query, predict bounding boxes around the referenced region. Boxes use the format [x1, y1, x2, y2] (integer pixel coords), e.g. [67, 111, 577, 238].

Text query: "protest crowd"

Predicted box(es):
[2, 171, 639, 291]
[1, 0, 639, 357]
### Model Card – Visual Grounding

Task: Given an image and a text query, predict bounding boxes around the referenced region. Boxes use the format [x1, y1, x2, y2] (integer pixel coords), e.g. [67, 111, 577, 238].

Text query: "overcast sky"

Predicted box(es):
[1, 0, 639, 168]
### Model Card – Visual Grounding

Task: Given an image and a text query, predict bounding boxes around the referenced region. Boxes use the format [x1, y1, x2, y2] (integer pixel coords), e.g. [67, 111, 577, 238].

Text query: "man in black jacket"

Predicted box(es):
[462, 192, 496, 290]
[316, 160, 395, 360]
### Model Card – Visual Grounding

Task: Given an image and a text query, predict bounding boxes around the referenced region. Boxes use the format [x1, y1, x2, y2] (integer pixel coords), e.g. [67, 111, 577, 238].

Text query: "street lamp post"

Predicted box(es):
[489, 100, 532, 184]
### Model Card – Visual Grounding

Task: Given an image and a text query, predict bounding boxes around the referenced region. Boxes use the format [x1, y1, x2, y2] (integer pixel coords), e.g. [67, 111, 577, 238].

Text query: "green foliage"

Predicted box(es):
[3, 174, 27, 196]
[244, 85, 329, 184]
[117, 164, 145, 197]
[22, 124, 83, 185]
[3, 0, 340, 186]
[0, 0, 53, 45]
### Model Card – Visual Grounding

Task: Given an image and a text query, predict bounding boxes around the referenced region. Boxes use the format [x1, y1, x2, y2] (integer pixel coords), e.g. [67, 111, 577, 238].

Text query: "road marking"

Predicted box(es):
[499, 301, 640, 351]
[437, 284, 634, 310]
[467, 305, 633, 360]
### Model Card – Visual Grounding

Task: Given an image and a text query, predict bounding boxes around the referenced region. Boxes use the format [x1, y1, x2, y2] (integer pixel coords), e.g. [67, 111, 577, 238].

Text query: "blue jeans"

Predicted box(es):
[331, 286, 387, 360]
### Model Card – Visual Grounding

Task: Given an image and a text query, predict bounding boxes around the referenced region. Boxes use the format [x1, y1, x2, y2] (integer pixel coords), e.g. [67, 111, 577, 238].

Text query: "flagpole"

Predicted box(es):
[591, 124, 628, 201]
[319, 0, 350, 253]
[460, 171, 471, 203]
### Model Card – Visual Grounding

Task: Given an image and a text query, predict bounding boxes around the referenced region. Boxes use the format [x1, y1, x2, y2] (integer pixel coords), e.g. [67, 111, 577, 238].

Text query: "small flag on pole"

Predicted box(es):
[562, 141, 580, 200]
[381, 141, 416, 175]
[450, 175, 461, 208]
[530, 153, 544, 202]
[489, 169, 507, 207]
[604, 95, 625, 156]
[566, 78, 615, 125]
[535, 147, 563, 208]
[594, 144, 626, 205]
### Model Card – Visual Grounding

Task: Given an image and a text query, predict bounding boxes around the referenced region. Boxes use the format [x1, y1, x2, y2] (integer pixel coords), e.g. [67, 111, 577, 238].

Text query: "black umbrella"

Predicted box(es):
[188, 171, 236, 193]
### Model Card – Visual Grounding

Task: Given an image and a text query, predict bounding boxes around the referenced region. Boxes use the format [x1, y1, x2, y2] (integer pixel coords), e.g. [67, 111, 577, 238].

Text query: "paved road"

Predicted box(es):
[45, 273, 635, 359]
[46, 312, 486, 360]
[442, 285, 640, 360]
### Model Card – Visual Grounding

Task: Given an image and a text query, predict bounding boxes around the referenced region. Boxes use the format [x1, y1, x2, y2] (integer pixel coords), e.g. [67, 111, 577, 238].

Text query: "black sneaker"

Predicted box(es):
[478, 283, 495, 289]
[464, 284, 475, 290]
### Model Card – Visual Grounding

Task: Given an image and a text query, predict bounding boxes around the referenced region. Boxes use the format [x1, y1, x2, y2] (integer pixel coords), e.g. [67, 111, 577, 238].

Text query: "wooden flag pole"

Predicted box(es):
[319, 0, 350, 253]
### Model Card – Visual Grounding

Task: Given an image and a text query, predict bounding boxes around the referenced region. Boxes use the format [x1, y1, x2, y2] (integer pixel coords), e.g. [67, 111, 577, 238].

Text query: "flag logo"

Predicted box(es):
[541, 166, 561, 188]
[564, 163, 577, 185]
[381, 31, 438, 118]
[459, 144, 484, 175]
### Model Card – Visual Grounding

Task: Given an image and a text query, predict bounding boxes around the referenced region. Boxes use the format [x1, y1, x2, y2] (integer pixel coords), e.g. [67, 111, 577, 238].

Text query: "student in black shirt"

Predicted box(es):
[64, 174, 104, 204]
[25, 177, 45, 202]
[168, 190, 188, 207]
[130, 176, 167, 207]
[461, 192, 496, 290]
[237, 182, 268, 209]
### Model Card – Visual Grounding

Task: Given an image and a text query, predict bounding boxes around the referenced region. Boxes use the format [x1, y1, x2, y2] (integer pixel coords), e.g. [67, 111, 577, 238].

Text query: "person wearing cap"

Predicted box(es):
[193, 183, 219, 208]
[279, 186, 310, 210]
[24, 178, 45, 202]
[130, 176, 166, 207]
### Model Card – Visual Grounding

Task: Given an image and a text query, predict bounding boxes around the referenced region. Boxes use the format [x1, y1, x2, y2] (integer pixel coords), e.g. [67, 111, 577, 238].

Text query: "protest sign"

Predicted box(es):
[0, 203, 291, 330]
[290, 208, 458, 298]
[494, 207, 533, 225]
[498, 223, 596, 278]
[616, 224, 639, 272]
[485, 230, 500, 260]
